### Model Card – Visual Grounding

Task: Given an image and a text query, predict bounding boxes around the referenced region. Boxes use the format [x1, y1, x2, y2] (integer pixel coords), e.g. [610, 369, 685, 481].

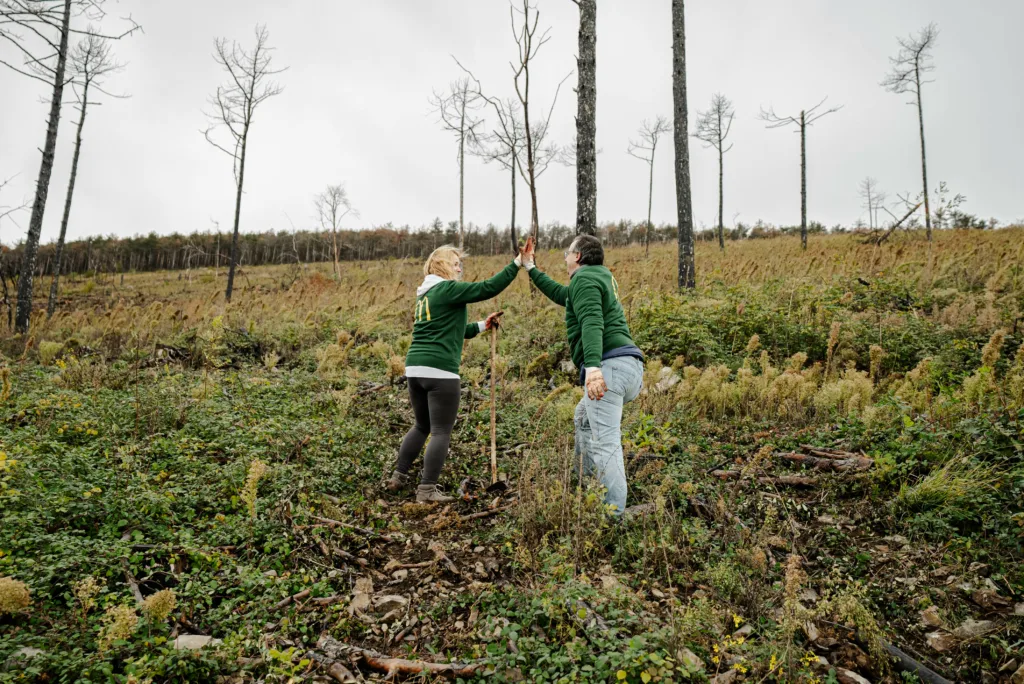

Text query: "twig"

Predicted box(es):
[305, 649, 359, 683]
[317, 634, 480, 678]
[711, 470, 819, 487]
[459, 504, 515, 522]
[274, 589, 311, 610]
[311, 515, 395, 541]
[776, 451, 874, 473]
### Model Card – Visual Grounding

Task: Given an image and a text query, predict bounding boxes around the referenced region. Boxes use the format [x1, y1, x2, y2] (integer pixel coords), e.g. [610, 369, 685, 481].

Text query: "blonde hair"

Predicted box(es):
[424, 245, 463, 280]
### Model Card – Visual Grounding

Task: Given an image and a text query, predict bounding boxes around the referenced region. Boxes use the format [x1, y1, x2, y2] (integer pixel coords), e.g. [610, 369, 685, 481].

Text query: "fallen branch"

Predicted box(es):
[798, 444, 861, 459]
[275, 589, 311, 610]
[459, 504, 515, 522]
[311, 515, 395, 542]
[776, 451, 874, 472]
[863, 202, 922, 246]
[305, 649, 359, 683]
[711, 470, 818, 487]
[317, 634, 479, 678]
[882, 640, 953, 684]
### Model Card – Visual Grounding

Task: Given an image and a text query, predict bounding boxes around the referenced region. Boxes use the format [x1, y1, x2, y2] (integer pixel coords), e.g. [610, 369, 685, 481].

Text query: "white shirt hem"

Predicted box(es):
[405, 366, 461, 380]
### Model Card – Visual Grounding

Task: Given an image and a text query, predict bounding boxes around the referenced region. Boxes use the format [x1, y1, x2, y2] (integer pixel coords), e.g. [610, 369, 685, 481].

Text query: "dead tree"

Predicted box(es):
[468, 97, 525, 253]
[571, 0, 596, 236]
[1, 0, 138, 333]
[429, 77, 484, 250]
[758, 98, 842, 250]
[882, 23, 938, 240]
[858, 177, 887, 231]
[455, 7, 568, 250]
[47, 32, 122, 318]
[693, 93, 735, 251]
[671, 0, 694, 289]
[314, 184, 356, 278]
[510, 0, 556, 243]
[626, 116, 670, 257]
[202, 25, 285, 303]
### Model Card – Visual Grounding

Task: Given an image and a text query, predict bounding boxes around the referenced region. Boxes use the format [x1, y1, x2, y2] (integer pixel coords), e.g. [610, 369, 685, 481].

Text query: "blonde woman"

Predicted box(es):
[388, 238, 533, 502]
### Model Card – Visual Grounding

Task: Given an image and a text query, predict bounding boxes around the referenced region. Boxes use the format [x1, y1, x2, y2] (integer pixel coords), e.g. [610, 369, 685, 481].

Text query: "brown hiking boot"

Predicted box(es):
[416, 484, 455, 503]
[385, 471, 410, 492]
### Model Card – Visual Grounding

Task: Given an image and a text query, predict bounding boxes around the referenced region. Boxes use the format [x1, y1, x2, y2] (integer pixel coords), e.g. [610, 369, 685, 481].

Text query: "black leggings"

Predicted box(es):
[395, 377, 461, 485]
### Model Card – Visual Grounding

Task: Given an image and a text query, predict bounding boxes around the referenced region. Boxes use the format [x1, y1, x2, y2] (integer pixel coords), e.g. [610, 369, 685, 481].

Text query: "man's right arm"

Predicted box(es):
[528, 267, 568, 307]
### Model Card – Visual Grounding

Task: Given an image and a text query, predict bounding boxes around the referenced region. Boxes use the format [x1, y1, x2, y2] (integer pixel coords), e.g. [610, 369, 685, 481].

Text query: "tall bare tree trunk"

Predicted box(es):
[916, 65, 931, 240]
[332, 228, 339, 277]
[509, 162, 517, 254]
[458, 93, 466, 250]
[645, 156, 653, 257]
[225, 125, 249, 302]
[717, 144, 724, 250]
[47, 79, 90, 318]
[15, 0, 72, 333]
[800, 110, 807, 250]
[523, 93, 539, 241]
[672, 0, 695, 290]
[575, 0, 597, 236]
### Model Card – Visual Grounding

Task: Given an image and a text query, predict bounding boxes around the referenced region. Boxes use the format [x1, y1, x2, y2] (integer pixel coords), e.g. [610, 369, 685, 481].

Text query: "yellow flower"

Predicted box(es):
[732, 613, 744, 627]
[711, 656, 720, 665]
[733, 663, 748, 673]
[712, 644, 719, 653]
[769, 654, 779, 671]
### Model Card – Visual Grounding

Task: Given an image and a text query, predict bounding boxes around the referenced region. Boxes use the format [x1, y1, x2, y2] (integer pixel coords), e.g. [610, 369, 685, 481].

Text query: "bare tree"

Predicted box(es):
[468, 97, 525, 252]
[46, 32, 122, 318]
[314, 184, 356, 278]
[858, 177, 887, 231]
[571, 0, 596, 236]
[455, 3, 568, 249]
[202, 25, 285, 303]
[672, 0, 694, 289]
[693, 93, 735, 250]
[626, 116, 670, 257]
[510, 0, 556, 243]
[429, 77, 484, 250]
[882, 23, 938, 240]
[1, 0, 138, 332]
[758, 98, 842, 250]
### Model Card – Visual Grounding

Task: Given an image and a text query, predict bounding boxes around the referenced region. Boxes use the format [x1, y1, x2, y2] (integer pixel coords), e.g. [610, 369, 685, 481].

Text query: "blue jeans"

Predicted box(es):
[574, 356, 644, 515]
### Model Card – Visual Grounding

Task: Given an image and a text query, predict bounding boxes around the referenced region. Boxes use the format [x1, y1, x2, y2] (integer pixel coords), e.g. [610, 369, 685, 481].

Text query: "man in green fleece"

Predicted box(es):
[519, 235, 644, 515]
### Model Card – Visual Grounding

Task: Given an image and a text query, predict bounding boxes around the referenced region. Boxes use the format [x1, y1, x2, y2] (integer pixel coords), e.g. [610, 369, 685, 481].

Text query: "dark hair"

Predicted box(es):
[571, 234, 604, 266]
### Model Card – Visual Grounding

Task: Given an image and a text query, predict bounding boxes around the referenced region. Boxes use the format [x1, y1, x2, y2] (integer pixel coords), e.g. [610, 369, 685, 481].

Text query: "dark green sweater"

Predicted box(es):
[405, 261, 520, 374]
[529, 265, 635, 369]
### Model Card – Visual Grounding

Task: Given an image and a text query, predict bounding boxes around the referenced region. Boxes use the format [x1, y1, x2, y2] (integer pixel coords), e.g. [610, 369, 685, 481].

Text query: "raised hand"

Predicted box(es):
[522, 236, 536, 262]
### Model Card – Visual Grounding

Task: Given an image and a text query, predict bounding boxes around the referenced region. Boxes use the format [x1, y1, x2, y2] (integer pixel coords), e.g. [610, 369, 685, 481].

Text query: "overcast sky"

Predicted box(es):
[1, 0, 1021, 247]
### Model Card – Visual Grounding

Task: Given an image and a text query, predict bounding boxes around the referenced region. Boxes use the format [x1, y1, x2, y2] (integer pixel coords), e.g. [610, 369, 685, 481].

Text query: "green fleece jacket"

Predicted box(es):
[405, 261, 520, 374]
[529, 265, 634, 369]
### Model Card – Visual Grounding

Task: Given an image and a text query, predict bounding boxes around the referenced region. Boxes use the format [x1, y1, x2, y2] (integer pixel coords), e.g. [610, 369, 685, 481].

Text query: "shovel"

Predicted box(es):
[487, 313, 509, 494]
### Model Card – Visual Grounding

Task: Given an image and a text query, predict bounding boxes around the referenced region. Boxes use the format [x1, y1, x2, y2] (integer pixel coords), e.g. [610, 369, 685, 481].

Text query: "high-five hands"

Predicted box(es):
[514, 236, 536, 269]
[484, 311, 504, 331]
[586, 368, 607, 401]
